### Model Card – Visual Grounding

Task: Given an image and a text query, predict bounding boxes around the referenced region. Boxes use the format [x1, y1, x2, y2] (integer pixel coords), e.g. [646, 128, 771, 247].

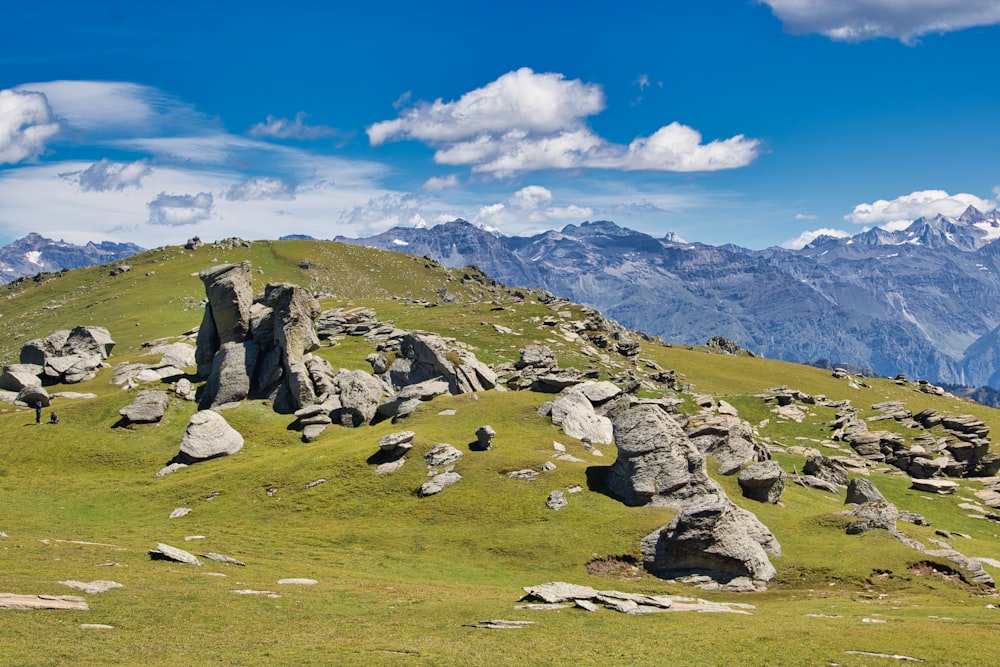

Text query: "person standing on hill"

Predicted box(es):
[34, 401, 41, 424]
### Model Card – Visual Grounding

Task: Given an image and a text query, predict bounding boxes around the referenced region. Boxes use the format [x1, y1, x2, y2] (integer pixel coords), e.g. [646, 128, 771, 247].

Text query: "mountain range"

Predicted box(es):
[337, 206, 1000, 389]
[0, 232, 143, 283]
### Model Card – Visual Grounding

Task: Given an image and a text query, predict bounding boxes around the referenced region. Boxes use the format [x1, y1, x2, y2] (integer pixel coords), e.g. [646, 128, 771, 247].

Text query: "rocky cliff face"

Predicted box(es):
[0, 233, 144, 283]
[341, 208, 1000, 389]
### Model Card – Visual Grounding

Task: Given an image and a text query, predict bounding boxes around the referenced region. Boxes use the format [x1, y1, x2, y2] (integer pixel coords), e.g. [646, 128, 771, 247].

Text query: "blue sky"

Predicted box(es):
[1, 0, 999, 250]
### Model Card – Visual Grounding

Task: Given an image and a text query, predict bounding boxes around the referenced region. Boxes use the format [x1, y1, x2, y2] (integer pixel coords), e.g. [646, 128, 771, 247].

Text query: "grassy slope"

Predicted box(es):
[2, 240, 1000, 666]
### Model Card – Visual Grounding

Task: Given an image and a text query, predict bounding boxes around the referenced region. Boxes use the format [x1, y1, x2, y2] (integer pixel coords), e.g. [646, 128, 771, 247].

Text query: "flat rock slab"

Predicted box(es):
[80, 624, 115, 629]
[150, 543, 202, 565]
[231, 589, 281, 598]
[277, 578, 317, 585]
[471, 619, 534, 629]
[911, 479, 959, 494]
[0, 593, 89, 610]
[58, 580, 123, 594]
[200, 553, 246, 567]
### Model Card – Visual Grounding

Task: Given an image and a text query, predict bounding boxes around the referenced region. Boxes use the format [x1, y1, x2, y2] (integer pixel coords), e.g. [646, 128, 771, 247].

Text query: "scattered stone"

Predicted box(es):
[277, 578, 317, 585]
[844, 651, 922, 662]
[304, 478, 326, 489]
[546, 490, 567, 510]
[201, 553, 246, 566]
[58, 580, 123, 594]
[378, 431, 416, 451]
[169, 508, 191, 519]
[793, 475, 841, 494]
[424, 444, 463, 467]
[80, 624, 115, 629]
[507, 469, 540, 481]
[418, 471, 461, 497]
[470, 620, 534, 629]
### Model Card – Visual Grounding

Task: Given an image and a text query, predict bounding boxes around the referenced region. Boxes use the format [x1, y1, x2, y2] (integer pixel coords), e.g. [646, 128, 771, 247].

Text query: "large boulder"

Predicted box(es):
[386, 333, 496, 394]
[737, 461, 785, 503]
[0, 364, 43, 391]
[200, 341, 259, 409]
[63, 326, 115, 360]
[331, 369, 383, 427]
[18, 327, 113, 385]
[685, 412, 769, 475]
[198, 262, 254, 348]
[549, 389, 613, 445]
[608, 405, 722, 507]
[845, 478, 885, 505]
[177, 410, 244, 463]
[119, 390, 169, 424]
[19, 330, 70, 366]
[641, 495, 781, 585]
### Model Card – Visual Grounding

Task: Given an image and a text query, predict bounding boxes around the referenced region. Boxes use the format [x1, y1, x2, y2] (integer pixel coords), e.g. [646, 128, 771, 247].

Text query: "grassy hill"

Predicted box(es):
[2, 239, 1000, 666]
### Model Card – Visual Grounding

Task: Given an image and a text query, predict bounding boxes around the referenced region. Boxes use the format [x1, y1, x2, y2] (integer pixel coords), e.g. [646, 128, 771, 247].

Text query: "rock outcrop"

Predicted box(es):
[12, 326, 115, 386]
[609, 404, 780, 588]
[176, 410, 244, 463]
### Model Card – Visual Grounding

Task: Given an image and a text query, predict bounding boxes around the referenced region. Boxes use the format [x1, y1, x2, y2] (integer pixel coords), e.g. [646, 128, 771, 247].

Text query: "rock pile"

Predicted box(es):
[1, 326, 114, 389]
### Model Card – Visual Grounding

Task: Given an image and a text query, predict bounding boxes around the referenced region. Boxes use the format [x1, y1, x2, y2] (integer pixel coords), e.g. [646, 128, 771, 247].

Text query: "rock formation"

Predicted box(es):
[609, 404, 780, 589]
[9, 326, 115, 386]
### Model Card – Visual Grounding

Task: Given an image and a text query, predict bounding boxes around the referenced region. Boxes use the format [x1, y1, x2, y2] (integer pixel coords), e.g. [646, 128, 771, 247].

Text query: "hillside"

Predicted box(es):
[3, 238, 1000, 665]
[339, 208, 1000, 390]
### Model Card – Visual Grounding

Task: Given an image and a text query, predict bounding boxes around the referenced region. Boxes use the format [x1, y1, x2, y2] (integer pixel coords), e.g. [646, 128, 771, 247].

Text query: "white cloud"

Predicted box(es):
[62, 158, 151, 191]
[225, 176, 295, 201]
[147, 192, 214, 226]
[475, 186, 593, 229]
[368, 68, 759, 176]
[337, 193, 429, 235]
[422, 174, 460, 191]
[0, 89, 60, 164]
[781, 227, 852, 249]
[795, 212, 817, 220]
[844, 189, 997, 229]
[759, 0, 1000, 43]
[248, 112, 341, 140]
[368, 68, 606, 145]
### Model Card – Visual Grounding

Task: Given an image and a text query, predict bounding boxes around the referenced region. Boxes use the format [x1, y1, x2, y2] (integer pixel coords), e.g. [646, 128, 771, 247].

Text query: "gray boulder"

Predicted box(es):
[843, 499, 899, 534]
[0, 364, 42, 391]
[641, 495, 780, 584]
[474, 425, 496, 451]
[424, 444, 463, 467]
[331, 369, 382, 427]
[546, 490, 567, 510]
[516, 345, 556, 370]
[386, 333, 496, 394]
[19, 330, 70, 366]
[550, 390, 613, 445]
[119, 390, 169, 424]
[63, 326, 115, 360]
[802, 456, 848, 487]
[686, 412, 768, 475]
[418, 471, 461, 497]
[845, 478, 885, 505]
[178, 410, 244, 463]
[377, 377, 452, 420]
[198, 262, 254, 355]
[608, 404, 721, 507]
[378, 431, 415, 452]
[737, 461, 785, 503]
[200, 341, 258, 409]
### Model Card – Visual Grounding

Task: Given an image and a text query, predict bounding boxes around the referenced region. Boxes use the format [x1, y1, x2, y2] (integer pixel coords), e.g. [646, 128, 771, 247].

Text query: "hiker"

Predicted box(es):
[50, 412, 59, 424]
[34, 401, 41, 424]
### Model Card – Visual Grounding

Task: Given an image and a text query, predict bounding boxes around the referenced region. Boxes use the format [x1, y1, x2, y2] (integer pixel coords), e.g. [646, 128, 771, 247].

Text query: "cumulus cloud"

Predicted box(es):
[0, 88, 60, 164]
[475, 186, 594, 228]
[844, 189, 997, 229]
[367, 68, 759, 177]
[249, 112, 341, 140]
[62, 158, 151, 191]
[225, 176, 296, 201]
[759, 0, 1000, 43]
[781, 227, 852, 249]
[147, 192, 214, 226]
[422, 174, 460, 191]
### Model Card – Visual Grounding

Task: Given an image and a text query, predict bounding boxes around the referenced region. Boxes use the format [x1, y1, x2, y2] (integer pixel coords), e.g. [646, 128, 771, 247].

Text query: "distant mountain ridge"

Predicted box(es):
[0, 233, 144, 283]
[338, 206, 1000, 389]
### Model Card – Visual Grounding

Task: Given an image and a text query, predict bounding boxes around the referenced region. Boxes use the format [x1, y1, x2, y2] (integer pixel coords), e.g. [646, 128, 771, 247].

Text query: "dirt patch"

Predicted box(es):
[585, 555, 643, 580]
[909, 560, 964, 584]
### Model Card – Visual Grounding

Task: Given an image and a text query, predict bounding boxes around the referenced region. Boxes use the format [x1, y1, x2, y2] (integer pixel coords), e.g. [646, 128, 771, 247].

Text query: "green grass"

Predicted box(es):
[3, 239, 1000, 665]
